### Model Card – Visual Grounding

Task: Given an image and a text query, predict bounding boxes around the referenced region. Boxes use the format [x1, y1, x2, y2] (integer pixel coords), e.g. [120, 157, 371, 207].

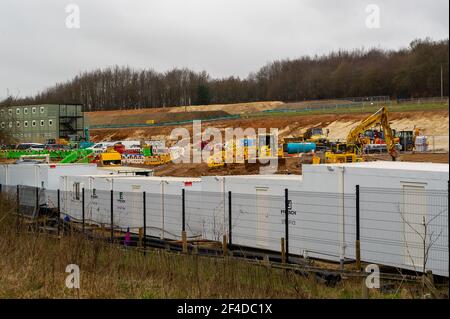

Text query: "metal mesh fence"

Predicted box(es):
[1, 183, 448, 277]
[360, 187, 448, 277]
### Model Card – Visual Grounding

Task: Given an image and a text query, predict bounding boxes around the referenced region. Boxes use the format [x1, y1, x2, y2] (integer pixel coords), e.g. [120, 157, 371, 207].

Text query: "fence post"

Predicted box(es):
[57, 189, 61, 236]
[143, 191, 146, 253]
[0, 183, 2, 193]
[110, 190, 114, 242]
[16, 185, 20, 233]
[82, 188, 85, 234]
[281, 238, 286, 264]
[355, 185, 361, 271]
[284, 188, 289, 263]
[35, 187, 39, 221]
[448, 180, 449, 300]
[228, 191, 232, 249]
[182, 189, 185, 232]
[181, 189, 187, 253]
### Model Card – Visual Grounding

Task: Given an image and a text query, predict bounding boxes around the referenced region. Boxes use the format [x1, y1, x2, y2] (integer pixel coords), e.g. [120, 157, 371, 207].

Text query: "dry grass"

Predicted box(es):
[0, 196, 413, 299]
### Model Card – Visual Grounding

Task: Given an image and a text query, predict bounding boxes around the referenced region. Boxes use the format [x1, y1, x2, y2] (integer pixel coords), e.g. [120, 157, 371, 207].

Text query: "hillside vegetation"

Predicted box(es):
[1, 38, 448, 112]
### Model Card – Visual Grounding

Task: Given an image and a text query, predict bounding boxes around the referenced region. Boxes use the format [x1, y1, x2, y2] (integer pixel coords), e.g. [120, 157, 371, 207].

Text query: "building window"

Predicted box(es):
[8, 109, 12, 116]
[32, 107, 36, 114]
[32, 120, 36, 127]
[24, 108, 28, 115]
[49, 119, 53, 126]
[24, 121, 28, 128]
[16, 121, 20, 127]
[0, 110, 4, 116]
[16, 108, 20, 115]
[0, 122, 4, 128]
[40, 106, 45, 114]
[40, 120, 44, 126]
[8, 122, 12, 128]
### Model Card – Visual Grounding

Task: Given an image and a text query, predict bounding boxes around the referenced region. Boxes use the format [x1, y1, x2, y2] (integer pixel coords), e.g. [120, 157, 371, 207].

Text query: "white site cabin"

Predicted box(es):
[60, 175, 201, 240]
[200, 162, 448, 277]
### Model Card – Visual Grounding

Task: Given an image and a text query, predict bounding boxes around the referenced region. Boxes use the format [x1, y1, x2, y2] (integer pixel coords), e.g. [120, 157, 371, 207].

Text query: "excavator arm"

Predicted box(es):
[346, 106, 398, 160]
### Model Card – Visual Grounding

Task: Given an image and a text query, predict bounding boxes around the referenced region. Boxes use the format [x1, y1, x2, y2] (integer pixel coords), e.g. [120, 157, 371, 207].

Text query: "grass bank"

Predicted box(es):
[0, 196, 416, 299]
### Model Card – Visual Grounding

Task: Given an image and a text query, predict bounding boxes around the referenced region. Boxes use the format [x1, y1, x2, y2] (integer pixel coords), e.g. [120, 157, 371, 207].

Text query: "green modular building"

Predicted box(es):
[0, 104, 85, 144]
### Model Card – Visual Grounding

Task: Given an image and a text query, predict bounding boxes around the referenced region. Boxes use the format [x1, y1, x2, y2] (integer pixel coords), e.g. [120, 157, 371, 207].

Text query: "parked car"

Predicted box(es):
[86, 142, 115, 155]
[16, 143, 45, 150]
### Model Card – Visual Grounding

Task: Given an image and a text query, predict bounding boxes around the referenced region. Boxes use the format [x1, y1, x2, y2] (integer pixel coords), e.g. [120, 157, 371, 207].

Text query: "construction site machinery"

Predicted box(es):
[324, 143, 364, 164]
[98, 147, 122, 166]
[346, 106, 399, 160]
[144, 153, 171, 166]
[303, 127, 329, 151]
[396, 128, 422, 152]
[207, 133, 285, 168]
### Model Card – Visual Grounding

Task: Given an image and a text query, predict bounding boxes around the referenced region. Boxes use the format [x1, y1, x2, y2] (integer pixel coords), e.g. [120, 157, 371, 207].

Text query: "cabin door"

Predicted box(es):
[401, 183, 426, 270]
[256, 187, 269, 249]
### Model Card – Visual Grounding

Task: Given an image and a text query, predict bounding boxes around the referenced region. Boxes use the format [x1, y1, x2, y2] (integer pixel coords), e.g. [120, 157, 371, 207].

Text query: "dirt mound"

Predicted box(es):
[150, 157, 301, 177]
[90, 109, 449, 151]
[86, 101, 285, 126]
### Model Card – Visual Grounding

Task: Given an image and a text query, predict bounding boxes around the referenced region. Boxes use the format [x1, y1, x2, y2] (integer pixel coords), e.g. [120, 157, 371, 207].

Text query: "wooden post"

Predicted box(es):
[362, 275, 369, 299]
[82, 188, 85, 234]
[143, 191, 147, 253]
[138, 227, 143, 247]
[57, 189, 61, 237]
[281, 237, 286, 264]
[222, 234, 228, 256]
[182, 230, 187, 253]
[355, 240, 361, 271]
[228, 191, 232, 249]
[284, 189, 289, 263]
[110, 190, 114, 242]
[355, 185, 361, 271]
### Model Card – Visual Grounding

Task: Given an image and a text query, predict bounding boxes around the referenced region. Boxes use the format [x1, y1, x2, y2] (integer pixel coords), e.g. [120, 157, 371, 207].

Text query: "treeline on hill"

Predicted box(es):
[1, 38, 448, 111]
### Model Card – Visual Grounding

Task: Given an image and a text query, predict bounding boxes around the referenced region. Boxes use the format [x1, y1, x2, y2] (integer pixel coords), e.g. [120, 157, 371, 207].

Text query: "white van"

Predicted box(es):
[87, 142, 115, 154]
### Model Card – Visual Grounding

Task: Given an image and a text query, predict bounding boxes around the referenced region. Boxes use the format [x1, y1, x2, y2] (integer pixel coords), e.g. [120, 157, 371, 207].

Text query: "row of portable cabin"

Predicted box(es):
[0, 162, 448, 277]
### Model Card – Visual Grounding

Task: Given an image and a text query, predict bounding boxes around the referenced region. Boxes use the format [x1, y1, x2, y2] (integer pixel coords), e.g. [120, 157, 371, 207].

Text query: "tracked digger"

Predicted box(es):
[346, 106, 399, 160]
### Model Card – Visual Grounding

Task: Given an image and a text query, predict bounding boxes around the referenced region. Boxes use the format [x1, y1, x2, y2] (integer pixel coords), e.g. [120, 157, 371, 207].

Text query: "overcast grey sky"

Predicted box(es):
[0, 0, 448, 99]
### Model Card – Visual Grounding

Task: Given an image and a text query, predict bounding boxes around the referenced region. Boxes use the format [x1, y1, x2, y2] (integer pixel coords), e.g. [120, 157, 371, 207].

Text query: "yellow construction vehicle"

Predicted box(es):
[325, 143, 364, 163]
[99, 147, 122, 166]
[207, 133, 285, 168]
[144, 153, 171, 165]
[303, 127, 329, 150]
[346, 106, 399, 160]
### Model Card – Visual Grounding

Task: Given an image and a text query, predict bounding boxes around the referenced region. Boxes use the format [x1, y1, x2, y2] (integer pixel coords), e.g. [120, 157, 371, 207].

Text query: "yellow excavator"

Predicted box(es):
[346, 106, 399, 160]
